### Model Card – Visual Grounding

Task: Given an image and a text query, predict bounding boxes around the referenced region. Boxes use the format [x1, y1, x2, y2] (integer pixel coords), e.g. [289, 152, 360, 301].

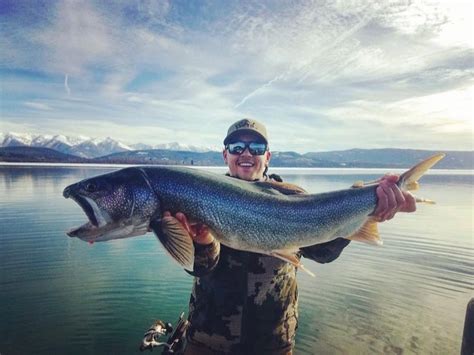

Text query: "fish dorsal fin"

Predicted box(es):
[347, 218, 383, 246]
[255, 181, 307, 195]
[150, 216, 195, 271]
[270, 250, 315, 277]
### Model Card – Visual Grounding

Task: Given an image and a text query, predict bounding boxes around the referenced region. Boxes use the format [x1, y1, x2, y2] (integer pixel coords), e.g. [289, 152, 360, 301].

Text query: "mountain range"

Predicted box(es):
[0, 132, 218, 158]
[0, 132, 472, 169]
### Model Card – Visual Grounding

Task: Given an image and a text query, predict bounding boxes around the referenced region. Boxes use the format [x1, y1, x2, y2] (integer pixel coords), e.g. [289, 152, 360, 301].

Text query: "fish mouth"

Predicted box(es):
[63, 185, 148, 243]
[64, 192, 104, 240]
[71, 195, 99, 228]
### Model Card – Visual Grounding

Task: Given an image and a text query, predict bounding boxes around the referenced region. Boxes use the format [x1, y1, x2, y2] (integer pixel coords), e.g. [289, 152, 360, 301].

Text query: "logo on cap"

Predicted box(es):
[224, 118, 268, 145]
[234, 119, 255, 130]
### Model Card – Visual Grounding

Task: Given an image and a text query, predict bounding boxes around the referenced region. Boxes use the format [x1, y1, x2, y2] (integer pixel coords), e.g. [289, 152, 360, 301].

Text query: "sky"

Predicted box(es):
[0, 0, 473, 153]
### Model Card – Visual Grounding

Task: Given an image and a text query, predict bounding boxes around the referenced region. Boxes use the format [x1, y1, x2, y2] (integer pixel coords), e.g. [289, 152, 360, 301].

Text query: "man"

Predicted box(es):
[165, 119, 416, 354]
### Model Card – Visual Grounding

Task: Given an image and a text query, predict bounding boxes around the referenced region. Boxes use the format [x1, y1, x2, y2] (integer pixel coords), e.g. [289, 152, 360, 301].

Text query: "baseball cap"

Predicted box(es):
[223, 118, 268, 145]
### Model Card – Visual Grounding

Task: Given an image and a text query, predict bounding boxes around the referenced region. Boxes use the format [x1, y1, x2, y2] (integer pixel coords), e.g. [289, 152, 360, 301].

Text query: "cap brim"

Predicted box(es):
[223, 129, 268, 145]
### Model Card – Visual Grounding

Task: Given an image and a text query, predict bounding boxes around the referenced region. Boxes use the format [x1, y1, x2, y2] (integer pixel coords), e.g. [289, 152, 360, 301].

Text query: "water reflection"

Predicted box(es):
[0, 166, 472, 354]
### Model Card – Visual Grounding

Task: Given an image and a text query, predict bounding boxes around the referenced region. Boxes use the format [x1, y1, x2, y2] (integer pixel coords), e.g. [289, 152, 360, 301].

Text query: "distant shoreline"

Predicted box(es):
[1, 162, 472, 175]
[1, 146, 472, 169]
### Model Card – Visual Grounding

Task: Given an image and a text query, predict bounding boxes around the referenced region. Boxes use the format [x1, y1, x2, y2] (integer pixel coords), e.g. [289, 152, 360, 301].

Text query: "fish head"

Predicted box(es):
[63, 167, 160, 242]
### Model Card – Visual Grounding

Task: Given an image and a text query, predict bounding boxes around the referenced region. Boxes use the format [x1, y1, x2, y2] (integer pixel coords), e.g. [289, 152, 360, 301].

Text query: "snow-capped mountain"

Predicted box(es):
[129, 142, 219, 152]
[2, 132, 35, 147]
[0, 133, 132, 158]
[1, 132, 219, 158]
[154, 142, 219, 153]
[40, 135, 86, 154]
[130, 143, 153, 150]
[69, 137, 132, 158]
[31, 134, 54, 147]
[1, 133, 88, 149]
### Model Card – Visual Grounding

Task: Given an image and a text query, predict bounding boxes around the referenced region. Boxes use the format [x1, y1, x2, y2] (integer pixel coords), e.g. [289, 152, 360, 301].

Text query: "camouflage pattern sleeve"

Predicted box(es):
[186, 239, 221, 277]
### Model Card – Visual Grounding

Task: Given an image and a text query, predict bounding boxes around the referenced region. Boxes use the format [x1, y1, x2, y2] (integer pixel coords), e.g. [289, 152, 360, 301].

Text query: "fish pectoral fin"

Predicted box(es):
[150, 216, 195, 272]
[347, 218, 383, 246]
[270, 251, 315, 277]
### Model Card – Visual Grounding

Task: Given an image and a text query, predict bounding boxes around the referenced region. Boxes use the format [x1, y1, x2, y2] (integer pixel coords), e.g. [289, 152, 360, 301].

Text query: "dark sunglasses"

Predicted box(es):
[226, 141, 268, 156]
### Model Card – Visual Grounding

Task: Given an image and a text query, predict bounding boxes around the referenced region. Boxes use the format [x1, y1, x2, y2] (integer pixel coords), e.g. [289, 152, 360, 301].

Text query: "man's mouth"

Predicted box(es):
[238, 161, 254, 167]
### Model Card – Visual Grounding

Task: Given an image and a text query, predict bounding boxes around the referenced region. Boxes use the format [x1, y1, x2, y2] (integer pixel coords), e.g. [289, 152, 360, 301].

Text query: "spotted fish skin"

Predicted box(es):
[63, 153, 445, 267]
[141, 166, 377, 252]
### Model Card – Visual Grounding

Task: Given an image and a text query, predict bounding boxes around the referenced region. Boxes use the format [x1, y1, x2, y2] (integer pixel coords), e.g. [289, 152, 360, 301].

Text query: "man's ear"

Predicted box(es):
[265, 150, 271, 164]
[223, 149, 228, 164]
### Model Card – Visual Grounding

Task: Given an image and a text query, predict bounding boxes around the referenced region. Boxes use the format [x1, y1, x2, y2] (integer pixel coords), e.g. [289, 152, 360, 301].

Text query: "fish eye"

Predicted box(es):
[85, 182, 97, 192]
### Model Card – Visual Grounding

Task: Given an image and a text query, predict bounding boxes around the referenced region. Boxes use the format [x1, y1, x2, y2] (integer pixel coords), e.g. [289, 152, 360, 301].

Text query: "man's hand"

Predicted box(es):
[372, 174, 416, 222]
[163, 211, 214, 245]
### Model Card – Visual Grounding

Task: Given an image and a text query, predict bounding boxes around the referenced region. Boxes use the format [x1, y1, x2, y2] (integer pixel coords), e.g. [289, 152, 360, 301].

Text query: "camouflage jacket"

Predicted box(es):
[186, 176, 351, 354]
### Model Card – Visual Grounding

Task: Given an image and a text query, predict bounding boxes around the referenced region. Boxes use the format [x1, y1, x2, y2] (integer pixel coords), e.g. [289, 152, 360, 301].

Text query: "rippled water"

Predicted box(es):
[0, 165, 472, 354]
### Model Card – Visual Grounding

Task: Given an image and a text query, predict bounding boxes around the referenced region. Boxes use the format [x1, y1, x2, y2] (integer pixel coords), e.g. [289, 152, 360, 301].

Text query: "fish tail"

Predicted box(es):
[348, 153, 445, 246]
[397, 153, 445, 191]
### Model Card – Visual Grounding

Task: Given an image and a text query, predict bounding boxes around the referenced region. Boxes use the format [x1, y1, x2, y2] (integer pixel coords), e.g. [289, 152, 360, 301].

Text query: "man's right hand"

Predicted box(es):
[163, 211, 214, 245]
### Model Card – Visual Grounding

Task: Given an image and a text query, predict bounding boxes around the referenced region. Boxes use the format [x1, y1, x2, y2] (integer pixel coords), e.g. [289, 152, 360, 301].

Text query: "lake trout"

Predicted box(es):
[63, 153, 445, 274]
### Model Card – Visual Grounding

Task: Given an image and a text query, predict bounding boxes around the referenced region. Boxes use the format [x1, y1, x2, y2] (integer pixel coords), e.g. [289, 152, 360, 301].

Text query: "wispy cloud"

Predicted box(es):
[35, 0, 115, 75]
[23, 101, 52, 110]
[1, 0, 472, 152]
[64, 74, 70, 95]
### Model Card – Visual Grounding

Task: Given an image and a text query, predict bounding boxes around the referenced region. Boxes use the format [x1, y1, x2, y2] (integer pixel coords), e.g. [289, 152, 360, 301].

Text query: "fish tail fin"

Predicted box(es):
[348, 154, 445, 247]
[398, 153, 445, 191]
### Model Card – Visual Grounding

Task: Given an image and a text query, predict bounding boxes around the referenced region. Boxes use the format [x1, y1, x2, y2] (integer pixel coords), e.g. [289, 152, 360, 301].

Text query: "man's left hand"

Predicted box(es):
[372, 174, 416, 222]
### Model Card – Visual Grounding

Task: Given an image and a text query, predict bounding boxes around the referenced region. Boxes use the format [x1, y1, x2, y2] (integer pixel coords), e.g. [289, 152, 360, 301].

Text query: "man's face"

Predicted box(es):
[223, 133, 271, 181]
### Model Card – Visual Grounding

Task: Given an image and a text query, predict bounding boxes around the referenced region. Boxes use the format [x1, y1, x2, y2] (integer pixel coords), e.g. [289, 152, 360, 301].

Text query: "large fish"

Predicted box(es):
[63, 154, 444, 274]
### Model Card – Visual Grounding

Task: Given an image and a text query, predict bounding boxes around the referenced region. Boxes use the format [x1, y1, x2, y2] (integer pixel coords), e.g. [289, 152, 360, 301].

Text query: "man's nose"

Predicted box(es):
[241, 147, 252, 156]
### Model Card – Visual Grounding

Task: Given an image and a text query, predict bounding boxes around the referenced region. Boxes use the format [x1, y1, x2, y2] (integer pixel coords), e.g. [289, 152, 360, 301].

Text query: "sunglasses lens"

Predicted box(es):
[249, 142, 267, 155]
[227, 142, 246, 154]
[227, 142, 267, 155]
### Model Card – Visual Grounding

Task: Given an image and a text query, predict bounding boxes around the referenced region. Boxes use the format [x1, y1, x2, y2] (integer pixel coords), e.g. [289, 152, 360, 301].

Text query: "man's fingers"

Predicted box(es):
[374, 185, 389, 220]
[380, 174, 399, 183]
[193, 224, 214, 245]
[373, 173, 419, 221]
[381, 183, 395, 220]
[401, 191, 417, 213]
[195, 224, 208, 237]
[162, 211, 213, 244]
[390, 184, 406, 219]
[376, 180, 405, 221]
[175, 212, 193, 235]
[163, 211, 193, 236]
[383, 183, 401, 220]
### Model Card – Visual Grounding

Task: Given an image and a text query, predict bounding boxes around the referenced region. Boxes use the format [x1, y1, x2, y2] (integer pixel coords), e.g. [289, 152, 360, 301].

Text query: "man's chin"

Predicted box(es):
[236, 168, 260, 181]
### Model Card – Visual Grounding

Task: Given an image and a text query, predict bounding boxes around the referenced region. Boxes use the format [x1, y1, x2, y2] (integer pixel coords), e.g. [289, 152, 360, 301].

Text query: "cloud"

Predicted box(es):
[23, 101, 52, 110]
[34, 0, 116, 76]
[324, 84, 473, 130]
[64, 74, 70, 95]
[1, 0, 473, 152]
[201, 1, 471, 109]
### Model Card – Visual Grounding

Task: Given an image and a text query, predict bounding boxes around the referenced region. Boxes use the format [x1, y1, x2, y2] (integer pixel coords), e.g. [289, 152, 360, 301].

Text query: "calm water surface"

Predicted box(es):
[1, 165, 472, 354]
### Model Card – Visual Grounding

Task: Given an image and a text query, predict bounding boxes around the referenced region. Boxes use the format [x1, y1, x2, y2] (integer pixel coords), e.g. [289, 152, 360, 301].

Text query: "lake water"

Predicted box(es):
[1, 165, 472, 354]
